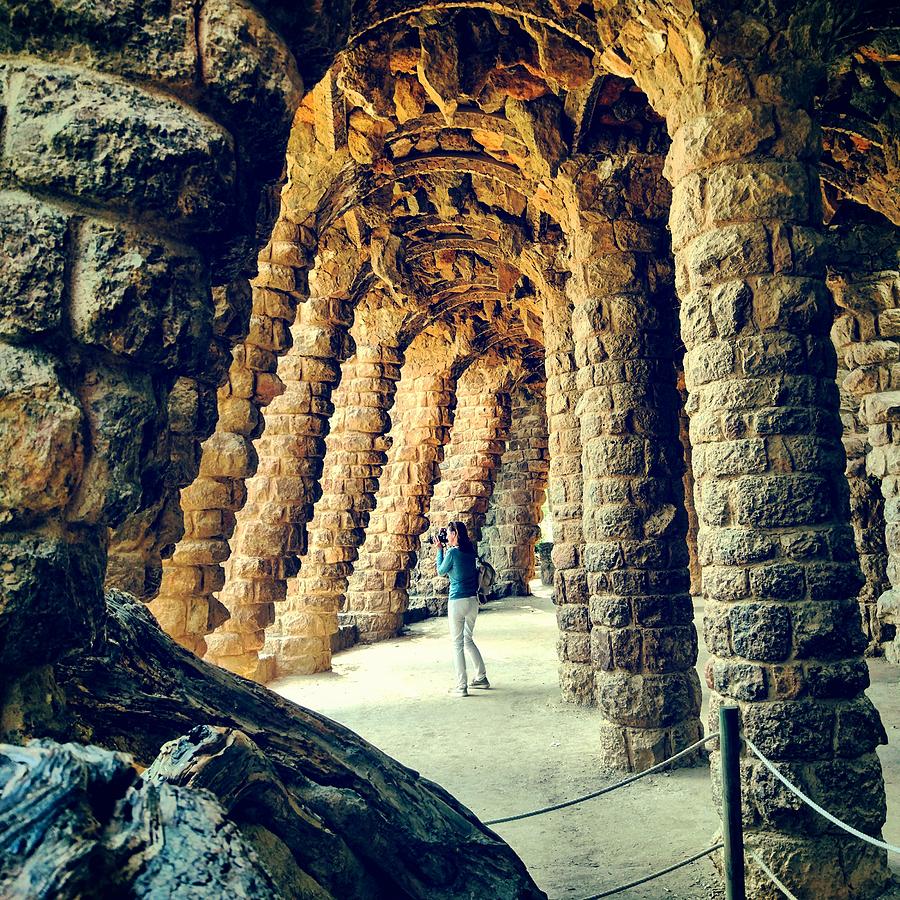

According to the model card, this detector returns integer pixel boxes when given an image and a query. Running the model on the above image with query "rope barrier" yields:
[576,842,723,900]
[746,848,799,900]
[744,737,900,855]
[484,732,718,826]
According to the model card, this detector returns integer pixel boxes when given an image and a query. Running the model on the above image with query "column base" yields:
[597,718,705,772]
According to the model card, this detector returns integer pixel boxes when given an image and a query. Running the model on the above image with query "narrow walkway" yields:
[273,586,900,898]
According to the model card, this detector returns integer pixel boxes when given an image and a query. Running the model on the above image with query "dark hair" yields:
[448,521,474,554]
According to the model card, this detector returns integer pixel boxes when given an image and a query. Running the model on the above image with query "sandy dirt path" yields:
[273,585,900,899]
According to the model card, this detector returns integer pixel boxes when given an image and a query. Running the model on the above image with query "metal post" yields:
[719,704,745,900]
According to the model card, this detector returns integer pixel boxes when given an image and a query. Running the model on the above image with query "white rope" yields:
[485,732,717,825]
[746,848,800,900]
[577,843,723,900]
[744,737,900,855]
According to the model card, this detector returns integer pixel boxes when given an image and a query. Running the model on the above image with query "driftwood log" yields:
[30,590,546,899]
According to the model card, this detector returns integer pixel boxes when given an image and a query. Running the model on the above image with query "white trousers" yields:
[448,596,486,690]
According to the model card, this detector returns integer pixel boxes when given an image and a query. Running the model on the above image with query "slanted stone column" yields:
[265,332,403,676]
[147,229,312,657]
[829,219,900,660]
[569,185,701,771]
[544,282,591,704]
[666,65,891,894]
[203,285,355,679]
[343,332,456,642]
[409,357,511,617]
[480,384,549,598]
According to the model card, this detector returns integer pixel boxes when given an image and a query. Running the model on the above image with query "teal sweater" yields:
[436,546,479,600]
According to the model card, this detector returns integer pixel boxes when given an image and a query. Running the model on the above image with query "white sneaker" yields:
[448,686,468,698]
[470,676,490,690]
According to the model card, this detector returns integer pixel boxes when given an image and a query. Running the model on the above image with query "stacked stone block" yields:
[479,385,550,598]
[543,283,592,704]
[664,54,891,894]
[343,335,456,642]
[409,358,511,616]
[265,336,403,675]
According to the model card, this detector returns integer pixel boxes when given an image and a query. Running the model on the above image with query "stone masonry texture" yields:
[2,2,899,897]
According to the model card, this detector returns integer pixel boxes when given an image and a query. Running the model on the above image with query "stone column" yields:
[146,228,312,657]
[862,392,900,665]
[677,370,702,596]
[0,4,306,733]
[479,384,549,598]
[829,219,900,659]
[667,69,891,894]
[343,334,456,642]
[570,190,701,771]
[204,287,355,680]
[264,337,403,676]
[543,282,592,704]
[835,356,891,655]
[408,357,511,617]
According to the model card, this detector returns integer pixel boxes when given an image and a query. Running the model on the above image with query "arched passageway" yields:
[3,2,900,898]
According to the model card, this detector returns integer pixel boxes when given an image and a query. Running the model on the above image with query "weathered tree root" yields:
[48,591,545,899]
[0,739,282,898]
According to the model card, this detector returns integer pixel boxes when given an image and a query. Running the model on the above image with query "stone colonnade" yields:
[204,287,356,679]
[146,229,312,657]
[479,385,550,598]
[263,313,404,676]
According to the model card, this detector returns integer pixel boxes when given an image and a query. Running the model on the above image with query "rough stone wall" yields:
[479,385,550,598]
[409,357,512,617]
[343,328,459,642]
[264,302,404,676]
[0,1,311,718]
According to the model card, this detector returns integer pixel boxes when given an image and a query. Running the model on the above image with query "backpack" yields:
[476,557,496,604]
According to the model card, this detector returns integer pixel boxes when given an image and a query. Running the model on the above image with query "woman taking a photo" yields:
[434,521,490,698]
